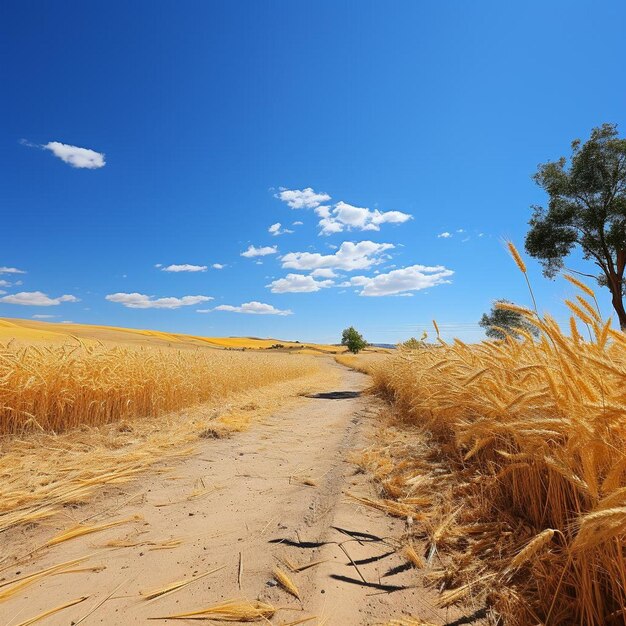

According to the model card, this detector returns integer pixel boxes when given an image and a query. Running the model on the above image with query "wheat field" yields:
[0,340,320,436]
[367,260,626,624]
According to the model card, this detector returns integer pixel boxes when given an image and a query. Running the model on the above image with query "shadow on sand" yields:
[305,391,362,400]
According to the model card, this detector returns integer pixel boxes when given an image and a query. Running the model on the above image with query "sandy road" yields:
[1,362,480,625]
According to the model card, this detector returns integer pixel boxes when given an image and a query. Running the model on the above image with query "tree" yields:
[479,300,540,341]
[524,123,626,328]
[341,326,367,354]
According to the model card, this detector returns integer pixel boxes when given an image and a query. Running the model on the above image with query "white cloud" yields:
[0,280,10,287]
[267,273,334,293]
[213,301,292,316]
[0,291,80,306]
[311,268,337,278]
[105,292,212,309]
[292,221,303,226]
[349,264,454,296]
[318,201,412,235]
[43,141,105,169]
[437,232,452,238]
[161,264,208,273]
[241,245,278,258]
[212,263,225,270]
[268,223,294,237]
[457,228,465,233]
[0,267,26,274]
[32,314,57,319]
[275,188,411,235]
[154,263,163,268]
[275,187,331,209]
[281,241,394,272]
[0,290,5,295]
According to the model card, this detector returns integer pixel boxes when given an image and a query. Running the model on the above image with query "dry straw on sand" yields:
[365,243,626,624]
[140,565,225,601]
[273,566,301,599]
[12,595,89,626]
[150,599,276,621]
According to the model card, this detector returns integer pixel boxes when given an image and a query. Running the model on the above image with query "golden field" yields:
[0,341,323,436]
[0,317,348,353]
[363,281,626,624]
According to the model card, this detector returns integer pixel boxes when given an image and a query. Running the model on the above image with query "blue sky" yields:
[1,1,625,343]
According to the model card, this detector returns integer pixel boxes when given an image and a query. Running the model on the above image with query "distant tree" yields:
[524,123,626,328]
[341,326,367,354]
[400,337,423,350]
[479,300,540,341]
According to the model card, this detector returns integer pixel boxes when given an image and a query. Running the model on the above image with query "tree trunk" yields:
[608,274,626,330]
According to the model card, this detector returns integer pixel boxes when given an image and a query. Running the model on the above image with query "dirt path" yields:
[1,363,481,625]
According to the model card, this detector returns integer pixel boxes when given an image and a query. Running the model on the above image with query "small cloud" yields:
[268,222,294,237]
[105,293,212,309]
[213,301,293,316]
[212,263,225,270]
[46,141,105,169]
[241,245,278,258]
[0,291,80,306]
[267,273,334,293]
[0,267,26,274]
[0,280,10,287]
[275,187,331,209]
[22,139,106,169]
[437,232,452,238]
[32,314,57,319]
[161,264,208,273]
[478,232,485,238]
[292,221,303,226]
[154,263,163,268]
[60,320,74,324]
[457,228,465,233]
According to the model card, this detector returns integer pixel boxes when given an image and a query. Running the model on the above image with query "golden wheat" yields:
[370,282,626,624]
[0,342,319,435]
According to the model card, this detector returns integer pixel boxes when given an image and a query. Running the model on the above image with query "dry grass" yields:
[151,599,276,621]
[334,352,388,374]
[12,595,89,626]
[368,262,626,624]
[0,341,319,435]
[273,566,301,599]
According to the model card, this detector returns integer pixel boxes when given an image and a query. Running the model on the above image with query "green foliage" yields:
[400,337,424,349]
[524,123,626,326]
[341,326,367,354]
[479,300,540,341]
